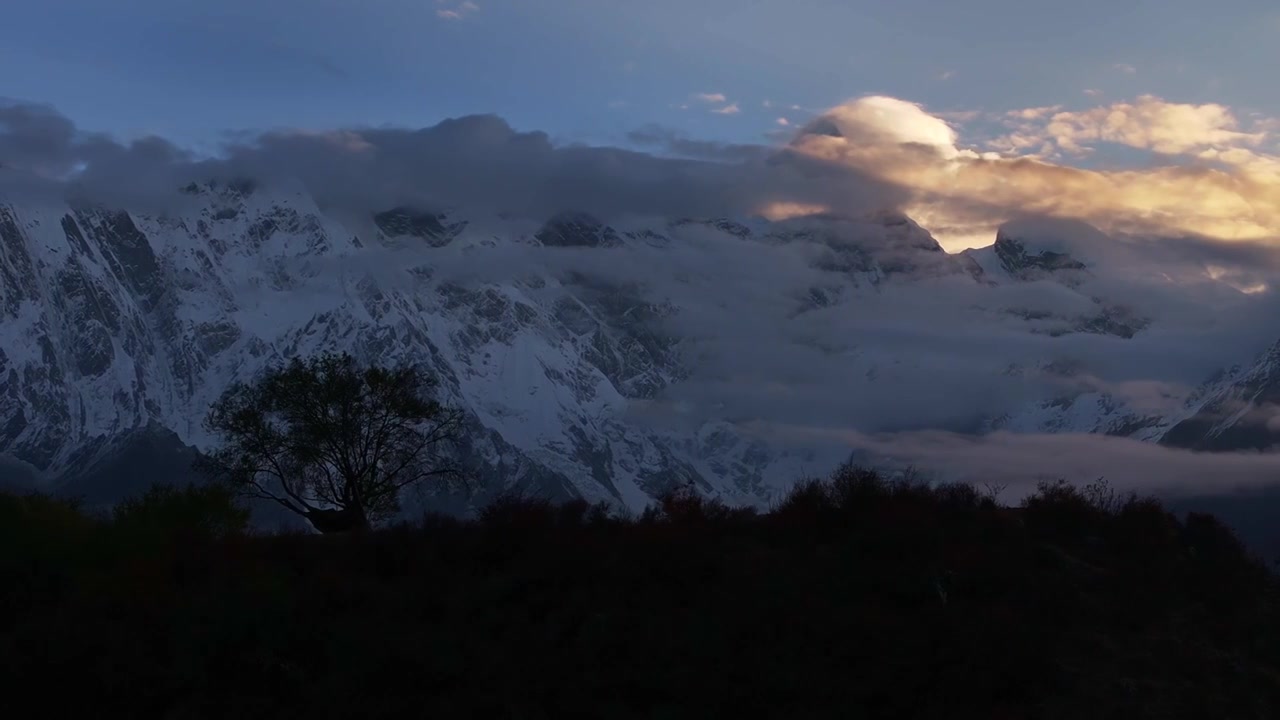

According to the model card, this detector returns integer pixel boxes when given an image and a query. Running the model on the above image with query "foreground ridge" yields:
[3,468,1277,717]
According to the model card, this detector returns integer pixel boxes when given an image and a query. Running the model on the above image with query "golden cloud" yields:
[759,201,830,221]
[1039,95,1267,155]
[790,95,1280,250]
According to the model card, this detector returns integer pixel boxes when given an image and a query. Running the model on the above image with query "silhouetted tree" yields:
[201,352,464,533]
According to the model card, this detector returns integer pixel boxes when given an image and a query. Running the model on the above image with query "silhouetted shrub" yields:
[0,491,99,550]
[4,466,1279,718]
[1082,477,1129,514]
[109,482,250,549]
[419,511,463,531]
[932,481,985,511]
[553,497,591,526]
[1112,495,1181,556]
[0,491,101,618]
[887,467,933,500]
[479,492,557,529]
[1181,510,1254,571]
[826,463,889,510]
[554,498,616,527]
[1021,478,1108,542]
[652,485,751,524]
[773,478,835,521]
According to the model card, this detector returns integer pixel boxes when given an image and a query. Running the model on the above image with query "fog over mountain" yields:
[5,94,1280,517]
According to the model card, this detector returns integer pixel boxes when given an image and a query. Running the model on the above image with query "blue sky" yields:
[4,0,1279,150]
[5,1,1280,252]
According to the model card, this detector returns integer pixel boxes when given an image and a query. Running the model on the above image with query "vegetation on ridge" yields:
[2,465,1278,718]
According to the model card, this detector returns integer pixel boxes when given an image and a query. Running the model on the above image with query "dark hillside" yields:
[2,469,1278,718]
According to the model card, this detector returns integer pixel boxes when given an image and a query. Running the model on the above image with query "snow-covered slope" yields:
[1,185,890,508]
[1158,341,1280,451]
[1,184,1276,511]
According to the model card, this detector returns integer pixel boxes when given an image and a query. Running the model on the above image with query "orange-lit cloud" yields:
[758,201,829,220]
[790,95,1280,250]
[1035,95,1266,155]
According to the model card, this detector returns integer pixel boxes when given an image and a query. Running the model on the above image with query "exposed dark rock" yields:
[672,218,752,238]
[535,212,621,248]
[0,206,37,314]
[374,207,464,247]
[75,209,164,311]
[994,233,1086,274]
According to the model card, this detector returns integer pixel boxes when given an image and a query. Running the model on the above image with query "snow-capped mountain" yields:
[1,181,1277,512]
[0,183,877,509]
[964,218,1280,445]
[1158,340,1280,451]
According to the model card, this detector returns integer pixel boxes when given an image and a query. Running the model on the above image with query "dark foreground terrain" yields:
[3,468,1279,719]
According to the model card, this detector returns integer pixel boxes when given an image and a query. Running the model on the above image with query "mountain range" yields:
[3,178,1279,516]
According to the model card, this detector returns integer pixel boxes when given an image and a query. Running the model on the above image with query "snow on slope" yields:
[1,182,1276,511]
[1158,340,1280,451]
[0,184,819,508]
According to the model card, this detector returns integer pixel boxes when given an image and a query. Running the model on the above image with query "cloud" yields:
[8,96,1280,503]
[0,99,196,211]
[1114,63,1137,75]
[0,101,80,176]
[776,118,790,127]
[436,0,479,20]
[762,100,773,109]
[332,196,1280,507]
[790,94,1280,248]
[1039,95,1267,155]
[817,429,1280,500]
[11,91,1280,256]
[1006,106,1062,122]
[692,93,741,114]
[0,99,906,229]
[807,96,969,160]
[625,125,774,162]
[936,110,984,123]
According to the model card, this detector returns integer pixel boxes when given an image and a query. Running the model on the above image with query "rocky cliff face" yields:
[7,185,967,510]
[0,184,1271,512]
[1158,341,1280,451]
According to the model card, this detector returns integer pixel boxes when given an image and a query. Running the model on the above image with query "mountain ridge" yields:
[2,183,1277,513]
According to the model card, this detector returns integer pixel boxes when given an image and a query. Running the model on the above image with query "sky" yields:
[5,0,1279,145]
[6,0,1280,250]
[8,1,1280,504]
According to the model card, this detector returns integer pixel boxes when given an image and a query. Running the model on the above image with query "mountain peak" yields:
[374,207,464,247]
[671,217,753,238]
[993,233,1087,274]
[535,211,622,248]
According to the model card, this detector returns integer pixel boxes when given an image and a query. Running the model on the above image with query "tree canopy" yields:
[201,352,464,532]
